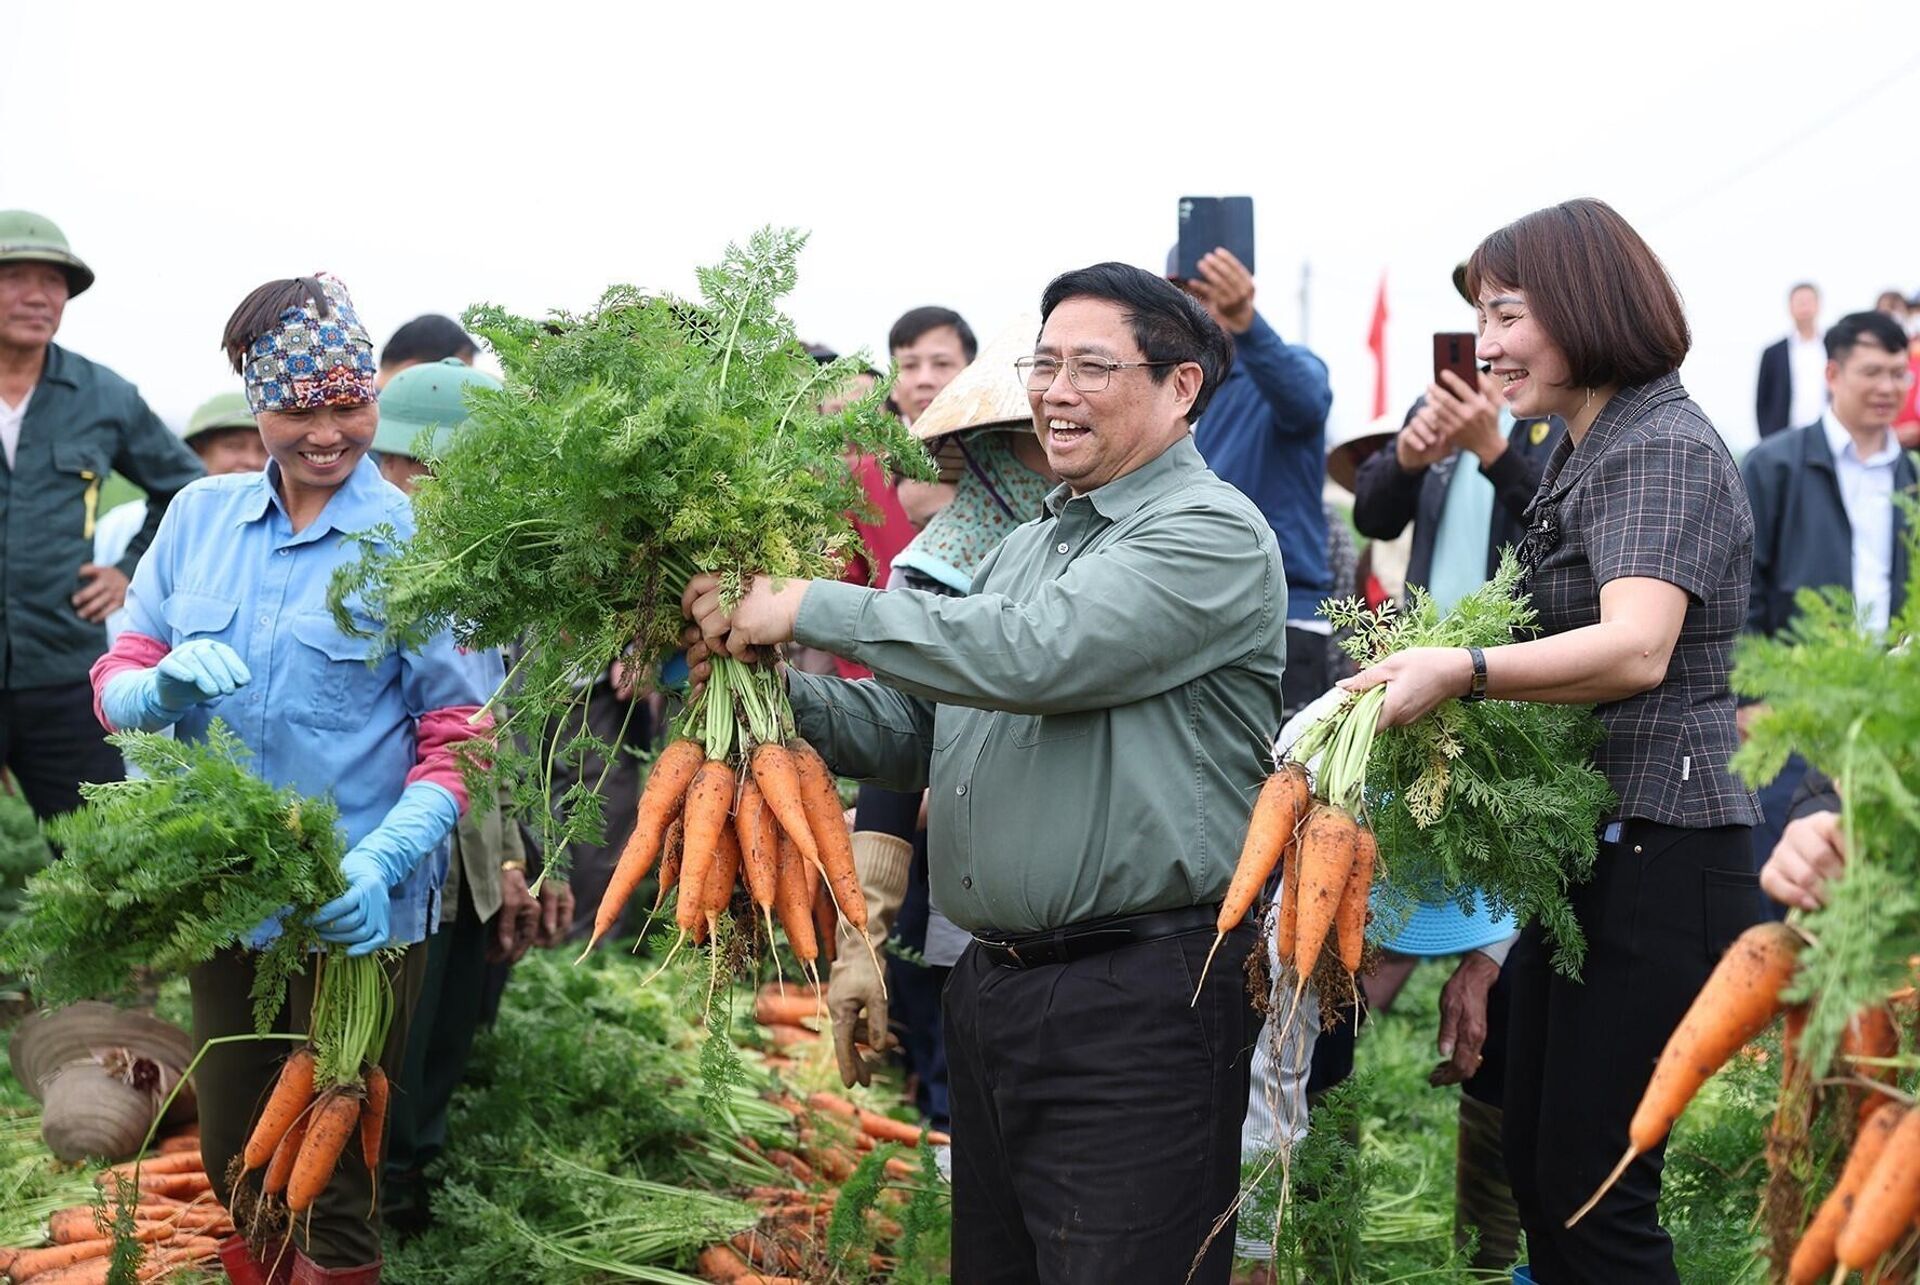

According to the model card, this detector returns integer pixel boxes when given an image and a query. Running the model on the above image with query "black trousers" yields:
[1281,626,1333,724]
[190,945,429,1267]
[546,678,653,942]
[943,924,1258,1285]
[0,681,123,821]
[386,883,491,1193]
[1501,821,1757,1283]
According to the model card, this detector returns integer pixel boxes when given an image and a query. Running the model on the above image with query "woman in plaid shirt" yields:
[1342,198,1759,1284]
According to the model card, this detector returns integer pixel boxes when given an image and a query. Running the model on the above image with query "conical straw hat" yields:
[908,314,1040,444]
[9,1001,194,1100]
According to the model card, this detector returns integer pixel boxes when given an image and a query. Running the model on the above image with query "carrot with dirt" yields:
[1568,919,1804,1226]
[749,743,820,871]
[262,1109,310,1197]
[705,823,745,929]
[1837,1003,1899,1125]
[360,1062,389,1212]
[1786,1099,1903,1284]
[101,1150,203,1180]
[774,832,819,978]
[786,738,866,935]
[651,818,685,915]
[1291,804,1359,983]
[736,779,781,941]
[1336,825,1377,973]
[756,992,824,1027]
[6,1239,113,1279]
[858,1107,951,1147]
[581,737,706,957]
[1834,1104,1920,1273]
[674,761,737,936]
[1190,764,1306,1005]
[241,1047,316,1171]
[286,1091,362,1214]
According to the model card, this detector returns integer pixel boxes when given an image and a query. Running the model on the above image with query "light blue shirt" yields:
[1423,414,1507,613]
[118,456,502,943]
[1821,410,1901,635]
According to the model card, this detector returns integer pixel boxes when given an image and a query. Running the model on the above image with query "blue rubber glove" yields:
[312,783,460,956]
[101,639,251,731]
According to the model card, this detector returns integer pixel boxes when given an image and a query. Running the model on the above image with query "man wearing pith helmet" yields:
[0,210,203,819]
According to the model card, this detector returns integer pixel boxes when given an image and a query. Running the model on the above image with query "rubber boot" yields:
[217,1235,293,1285]
[288,1251,382,1285]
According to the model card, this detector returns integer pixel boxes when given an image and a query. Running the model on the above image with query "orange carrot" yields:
[241,1047,315,1170]
[705,822,744,929]
[156,1134,200,1155]
[675,760,737,936]
[103,1150,203,1179]
[765,1149,816,1184]
[1787,1100,1903,1283]
[130,1171,211,1199]
[735,781,781,939]
[807,1090,858,1118]
[1836,1104,1920,1271]
[1276,842,1298,966]
[813,875,838,965]
[858,1107,950,1147]
[584,737,706,954]
[1569,920,1803,1227]
[697,1244,753,1283]
[786,739,866,934]
[1335,826,1377,973]
[651,817,685,914]
[1189,769,1301,1004]
[749,743,820,871]
[1292,804,1359,980]
[262,1107,309,1197]
[756,993,823,1027]
[1839,1003,1900,1126]
[774,832,818,967]
[286,1092,361,1213]
[6,1239,112,1279]
[361,1063,389,1203]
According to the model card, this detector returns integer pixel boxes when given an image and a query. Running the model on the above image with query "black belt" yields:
[971,903,1221,970]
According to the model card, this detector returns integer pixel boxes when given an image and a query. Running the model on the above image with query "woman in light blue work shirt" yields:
[89,274,500,1282]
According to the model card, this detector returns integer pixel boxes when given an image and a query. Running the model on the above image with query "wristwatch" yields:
[499,858,528,874]
[1462,646,1489,702]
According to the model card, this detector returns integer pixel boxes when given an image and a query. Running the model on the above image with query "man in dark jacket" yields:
[1171,247,1334,719]
[1755,282,1825,439]
[0,211,203,819]
[1741,309,1916,872]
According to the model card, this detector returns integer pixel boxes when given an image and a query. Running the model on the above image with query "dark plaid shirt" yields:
[1515,373,1760,828]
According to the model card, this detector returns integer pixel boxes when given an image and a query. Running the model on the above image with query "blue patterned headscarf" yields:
[243,272,378,414]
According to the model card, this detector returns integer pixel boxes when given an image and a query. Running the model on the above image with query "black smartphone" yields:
[1175,196,1255,280]
[1432,331,1480,390]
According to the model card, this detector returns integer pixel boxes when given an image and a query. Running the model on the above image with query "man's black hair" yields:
[380,314,477,369]
[1037,262,1235,422]
[888,306,978,361]
[1825,310,1910,362]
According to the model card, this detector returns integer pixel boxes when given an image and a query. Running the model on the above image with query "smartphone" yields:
[1432,332,1480,391]
[1175,196,1255,280]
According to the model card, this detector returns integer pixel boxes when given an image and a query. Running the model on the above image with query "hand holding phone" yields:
[1176,196,1255,280]
[1432,332,1479,390]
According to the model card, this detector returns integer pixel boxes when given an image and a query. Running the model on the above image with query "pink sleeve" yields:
[406,706,494,814]
[89,633,171,731]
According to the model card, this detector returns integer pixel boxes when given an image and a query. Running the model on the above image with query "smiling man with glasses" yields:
[681,262,1284,1283]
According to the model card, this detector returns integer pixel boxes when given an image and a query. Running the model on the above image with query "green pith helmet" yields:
[372,358,500,461]
[0,211,95,297]
[183,391,255,442]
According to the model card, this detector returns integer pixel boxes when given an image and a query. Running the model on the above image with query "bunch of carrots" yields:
[233,951,395,1229]
[1565,918,1920,1282]
[1192,686,1386,1014]
[579,655,870,997]
[0,1126,229,1284]
[690,994,944,1283]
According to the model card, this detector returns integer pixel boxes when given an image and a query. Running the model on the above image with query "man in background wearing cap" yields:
[0,210,203,820]
[1170,248,1335,722]
[367,357,576,1230]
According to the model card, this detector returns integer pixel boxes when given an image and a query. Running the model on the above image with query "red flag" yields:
[1366,272,1389,419]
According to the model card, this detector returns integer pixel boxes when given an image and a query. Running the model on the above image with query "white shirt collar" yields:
[1821,409,1899,468]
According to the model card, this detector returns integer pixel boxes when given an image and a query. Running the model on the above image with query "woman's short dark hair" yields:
[1037,262,1235,422]
[1826,310,1911,362]
[1466,198,1690,391]
[221,276,329,374]
[381,313,478,369]
[888,306,978,361]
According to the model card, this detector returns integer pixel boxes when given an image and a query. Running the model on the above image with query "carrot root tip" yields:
[1567,1147,1638,1228]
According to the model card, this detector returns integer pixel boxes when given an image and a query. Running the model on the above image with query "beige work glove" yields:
[828,831,912,1086]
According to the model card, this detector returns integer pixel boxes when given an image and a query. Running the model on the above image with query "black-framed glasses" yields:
[1014,355,1181,392]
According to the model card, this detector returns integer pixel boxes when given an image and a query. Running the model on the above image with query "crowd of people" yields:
[0,195,1915,1284]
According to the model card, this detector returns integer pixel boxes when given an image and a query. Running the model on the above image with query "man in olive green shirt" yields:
[0,211,203,819]
[686,263,1285,1285]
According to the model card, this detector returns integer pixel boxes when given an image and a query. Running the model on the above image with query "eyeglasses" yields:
[1014,355,1181,393]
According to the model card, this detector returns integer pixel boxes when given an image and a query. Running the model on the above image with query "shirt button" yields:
[278,549,290,557]
[962,875,973,890]
[1055,541,1070,554]
[258,614,270,625]
[955,783,968,797]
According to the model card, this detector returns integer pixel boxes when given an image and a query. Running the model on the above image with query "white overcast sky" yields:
[6,1,1918,456]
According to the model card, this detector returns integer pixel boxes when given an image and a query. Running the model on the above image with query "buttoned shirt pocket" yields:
[51,439,110,540]
[288,612,386,732]
[162,592,239,644]
[1006,709,1100,748]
